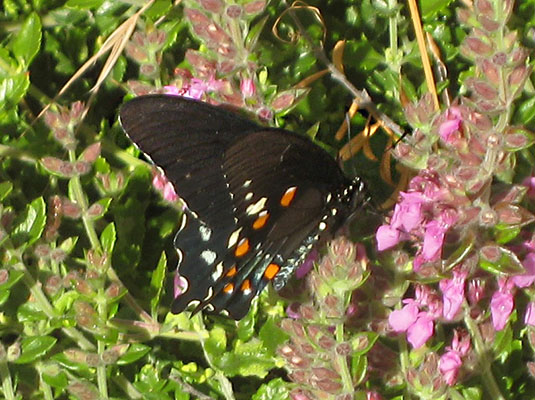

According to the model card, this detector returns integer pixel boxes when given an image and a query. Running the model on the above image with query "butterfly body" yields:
[120,95,367,319]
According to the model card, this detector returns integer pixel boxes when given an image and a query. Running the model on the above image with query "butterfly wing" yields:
[120,95,360,319]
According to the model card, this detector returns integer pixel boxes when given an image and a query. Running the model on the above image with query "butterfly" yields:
[119,95,368,319]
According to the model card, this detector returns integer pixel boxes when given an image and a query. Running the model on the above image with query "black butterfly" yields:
[120,95,368,319]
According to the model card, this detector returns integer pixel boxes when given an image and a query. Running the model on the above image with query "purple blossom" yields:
[525,302,535,326]
[439,329,471,386]
[406,312,434,348]
[240,78,256,98]
[438,106,463,144]
[389,300,435,349]
[522,175,535,198]
[440,268,467,320]
[152,170,179,202]
[376,224,401,251]
[512,252,535,288]
[490,281,514,331]
[439,350,462,385]
[174,273,187,298]
[389,302,419,332]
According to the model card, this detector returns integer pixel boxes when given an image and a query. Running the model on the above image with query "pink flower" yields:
[512,253,535,288]
[295,249,317,278]
[490,284,514,331]
[389,302,419,332]
[406,313,434,348]
[152,171,178,202]
[439,329,471,386]
[438,106,462,144]
[439,350,462,385]
[174,273,187,298]
[376,224,400,250]
[525,302,535,326]
[467,278,485,305]
[240,78,256,98]
[395,192,425,231]
[523,175,535,198]
[440,269,467,320]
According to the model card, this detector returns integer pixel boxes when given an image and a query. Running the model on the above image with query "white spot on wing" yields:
[199,225,212,241]
[201,250,217,265]
[203,287,214,301]
[246,197,267,215]
[319,222,327,231]
[212,262,224,281]
[245,192,254,201]
[243,179,252,188]
[227,227,242,248]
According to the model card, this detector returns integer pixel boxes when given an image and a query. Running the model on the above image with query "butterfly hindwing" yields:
[120,95,363,319]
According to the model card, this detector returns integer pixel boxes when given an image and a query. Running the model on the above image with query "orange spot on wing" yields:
[253,211,269,229]
[223,283,234,294]
[226,265,237,277]
[235,238,250,257]
[240,279,252,293]
[264,263,280,280]
[280,186,297,207]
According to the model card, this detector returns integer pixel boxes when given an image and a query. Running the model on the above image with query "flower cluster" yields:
[278,238,369,400]
[375,0,535,392]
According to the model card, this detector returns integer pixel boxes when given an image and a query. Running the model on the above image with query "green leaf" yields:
[259,317,288,354]
[118,343,151,365]
[204,326,227,359]
[17,302,48,322]
[11,197,46,246]
[145,0,172,20]
[461,386,483,400]
[15,335,57,364]
[10,12,42,67]
[479,245,524,275]
[65,0,105,8]
[217,338,278,378]
[100,222,116,254]
[252,378,290,400]
[351,354,368,386]
[150,251,167,316]
[0,72,30,108]
[420,0,455,19]
[0,181,13,201]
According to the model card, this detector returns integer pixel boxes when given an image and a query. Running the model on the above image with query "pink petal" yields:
[389,303,419,332]
[376,224,400,251]
[406,313,434,348]
[490,289,514,331]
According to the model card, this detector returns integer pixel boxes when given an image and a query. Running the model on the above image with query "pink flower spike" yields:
[512,253,535,288]
[152,170,179,202]
[439,350,462,385]
[421,220,446,261]
[240,78,256,98]
[163,181,179,202]
[393,196,424,232]
[406,313,434,348]
[439,106,462,144]
[450,329,471,356]
[440,269,467,320]
[376,224,401,251]
[525,302,535,326]
[163,85,182,96]
[389,303,419,332]
[490,287,514,331]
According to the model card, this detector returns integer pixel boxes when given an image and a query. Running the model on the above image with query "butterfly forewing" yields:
[120,95,365,319]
